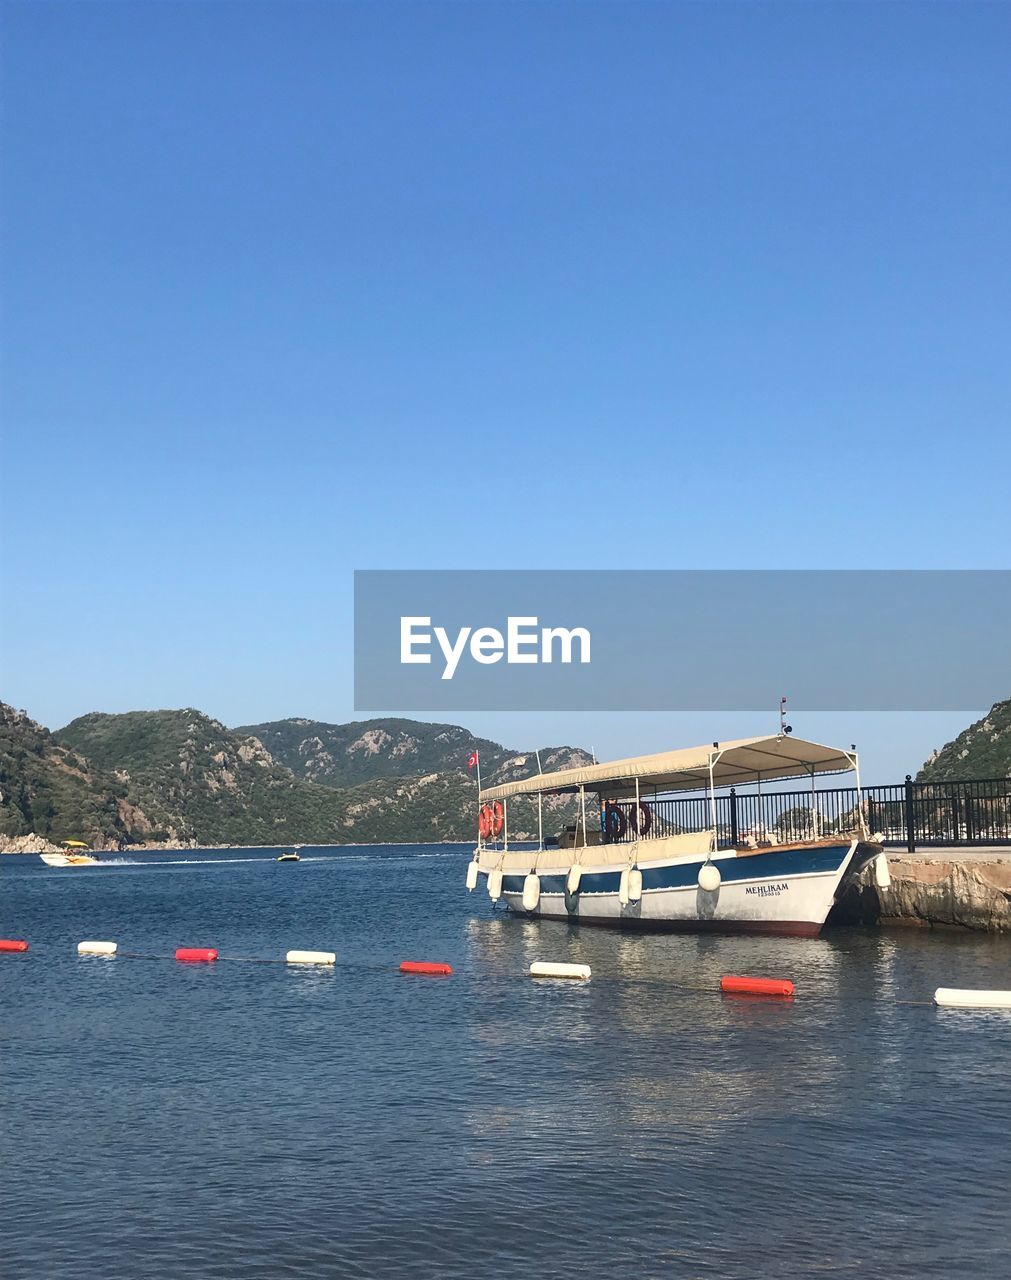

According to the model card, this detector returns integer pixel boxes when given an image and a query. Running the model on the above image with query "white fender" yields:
[618,867,630,906]
[465,860,480,891]
[487,868,503,901]
[698,862,721,892]
[566,864,582,894]
[873,852,891,889]
[627,868,642,902]
[522,873,541,912]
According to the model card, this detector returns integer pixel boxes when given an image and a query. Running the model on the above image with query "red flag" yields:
[467,750,478,771]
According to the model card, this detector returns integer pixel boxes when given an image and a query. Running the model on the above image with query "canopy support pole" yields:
[810,767,820,839]
[849,749,866,837]
[537,792,544,851]
[708,755,718,849]
[580,785,587,848]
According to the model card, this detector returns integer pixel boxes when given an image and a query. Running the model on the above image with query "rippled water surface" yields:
[2,846,1009,1279]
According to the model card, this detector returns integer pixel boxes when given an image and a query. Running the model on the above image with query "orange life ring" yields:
[628,803,653,837]
[604,802,627,842]
[478,801,506,840]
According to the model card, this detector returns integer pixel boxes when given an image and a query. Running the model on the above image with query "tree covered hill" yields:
[234,717,510,787]
[3,707,592,846]
[235,715,591,792]
[0,703,165,845]
[917,698,1011,781]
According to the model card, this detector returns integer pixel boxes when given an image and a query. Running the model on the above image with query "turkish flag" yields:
[466,751,478,771]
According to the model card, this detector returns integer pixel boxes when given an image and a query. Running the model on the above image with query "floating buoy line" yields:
[1,936,1008,1009]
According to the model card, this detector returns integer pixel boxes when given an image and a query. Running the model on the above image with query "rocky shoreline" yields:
[0,831,476,854]
[0,832,199,854]
[832,850,1011,933]
[0,833,65,854]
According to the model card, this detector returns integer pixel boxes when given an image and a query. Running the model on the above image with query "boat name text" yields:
[745,882,789,897]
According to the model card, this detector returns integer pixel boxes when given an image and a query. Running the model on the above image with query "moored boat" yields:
[467,734,882,938]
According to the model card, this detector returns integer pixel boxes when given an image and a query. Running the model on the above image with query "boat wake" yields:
[96,850,463,868]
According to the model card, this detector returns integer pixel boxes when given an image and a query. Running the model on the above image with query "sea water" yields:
[2,846,1009,1279]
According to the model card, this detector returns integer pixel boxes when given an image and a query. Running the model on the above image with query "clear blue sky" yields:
[2,2,1008,779]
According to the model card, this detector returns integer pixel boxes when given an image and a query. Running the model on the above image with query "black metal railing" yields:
[600,776,1011,852]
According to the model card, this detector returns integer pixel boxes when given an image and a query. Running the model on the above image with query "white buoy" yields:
[934,988,1011,1010]
[530,962,591,980]
[77,940,117,956]
[488,868,503,901]
[873,852,892,888]
[566,864,582,894]
[522,873,541,912]
[618,867,630,906]
[627,868,642,902]
[698,862,721,892]
[286,949,336,965]
[465,860,479,891]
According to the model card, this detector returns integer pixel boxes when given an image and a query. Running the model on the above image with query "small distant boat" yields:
[40,840,100,868]
[277,851,301,863]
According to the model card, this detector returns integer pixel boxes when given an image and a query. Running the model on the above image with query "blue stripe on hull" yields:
[501,843,851,897]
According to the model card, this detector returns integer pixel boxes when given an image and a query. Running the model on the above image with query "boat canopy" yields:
[479,735,857,802]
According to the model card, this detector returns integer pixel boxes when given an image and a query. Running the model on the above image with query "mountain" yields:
[918,699,1011,781]
[234,717,509,787]
[235,715,590,792]
[0,703,162,846]
[50,709,592,846]
[57,709,351,846]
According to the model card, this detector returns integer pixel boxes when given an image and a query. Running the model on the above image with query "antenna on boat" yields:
[779,696,793,737]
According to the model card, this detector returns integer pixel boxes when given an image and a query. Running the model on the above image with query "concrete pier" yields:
[832,848,1011,933]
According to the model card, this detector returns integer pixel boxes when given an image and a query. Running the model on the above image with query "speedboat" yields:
[40,841,100,867]
[277,851,301,862]
[466,733,884,938]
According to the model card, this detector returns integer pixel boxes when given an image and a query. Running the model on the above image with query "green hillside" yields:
[918,698,1011,781]
[233,717,511,787]
[0,703,160,845]
[49,709,591,845]
[57,709,351,846]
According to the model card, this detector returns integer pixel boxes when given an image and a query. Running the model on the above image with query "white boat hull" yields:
[485,839,878,938]
[39,852,100,867]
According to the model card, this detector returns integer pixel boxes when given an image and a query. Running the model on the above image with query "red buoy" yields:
[0,939,29,953]
[175,947,218,962]
[721,975,794,998]
[399,960,452,976]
